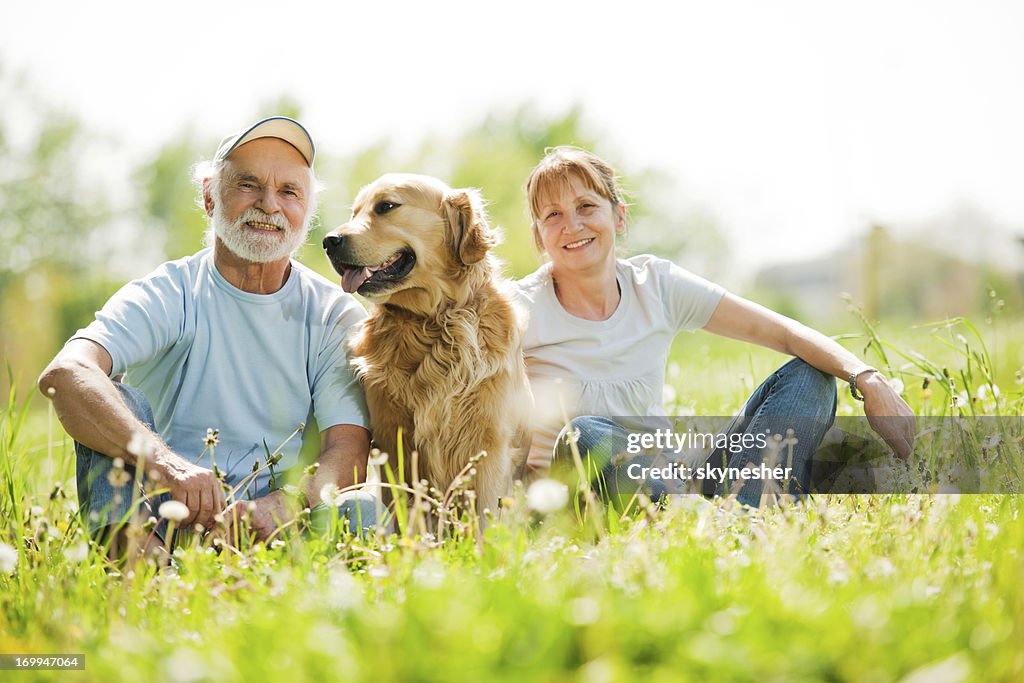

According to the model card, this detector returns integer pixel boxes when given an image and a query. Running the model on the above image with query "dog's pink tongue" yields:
[341,266,373,293]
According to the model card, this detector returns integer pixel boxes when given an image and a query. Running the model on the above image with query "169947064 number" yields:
[0,654,85,670]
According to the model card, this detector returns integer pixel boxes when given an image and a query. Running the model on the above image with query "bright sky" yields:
[4,0,1023,273]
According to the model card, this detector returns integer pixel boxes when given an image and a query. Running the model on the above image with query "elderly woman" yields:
[514,146,914,506]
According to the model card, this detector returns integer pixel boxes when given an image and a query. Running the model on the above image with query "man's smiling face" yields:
[209,137,312,264]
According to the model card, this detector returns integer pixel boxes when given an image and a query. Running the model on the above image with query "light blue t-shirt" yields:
[74,249,369,493]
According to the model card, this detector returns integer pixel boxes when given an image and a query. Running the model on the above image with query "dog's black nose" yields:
[323,234,344,253]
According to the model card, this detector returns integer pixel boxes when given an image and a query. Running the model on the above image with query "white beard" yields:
[210,203,310,264]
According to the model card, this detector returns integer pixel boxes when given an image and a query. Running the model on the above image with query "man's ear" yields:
[443,189,498,266]
[202,178,215,217]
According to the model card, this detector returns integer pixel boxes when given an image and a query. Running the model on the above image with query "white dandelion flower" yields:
[976,384,1001,401]
[63,541,89,563]
[526,479,569,514]
[0,543,18,575]
[158,500,190,522]
[320,483,342,506]
[126,432,150,458]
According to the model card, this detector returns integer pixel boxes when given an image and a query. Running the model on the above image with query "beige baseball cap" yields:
[214,116,315,166]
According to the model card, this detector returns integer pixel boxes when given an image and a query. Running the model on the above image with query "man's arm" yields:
[227,424,370,542]
[302,424,371,504]
[38,338,226,528]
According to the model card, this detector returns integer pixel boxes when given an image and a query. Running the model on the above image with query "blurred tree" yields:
[0,75,110,293]
[135,131,209,259]
[0,62,121,396]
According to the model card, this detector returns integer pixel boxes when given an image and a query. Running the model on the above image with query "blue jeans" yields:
[75,384,173,542]
[75,383,377,543]
[554,358,838,507]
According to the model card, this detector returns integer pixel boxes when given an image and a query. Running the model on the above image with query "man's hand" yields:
[218,489,299,546]
[860,373,916,459]
[155,453,227,529]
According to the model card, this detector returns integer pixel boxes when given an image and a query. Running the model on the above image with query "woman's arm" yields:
[703,293,915,457]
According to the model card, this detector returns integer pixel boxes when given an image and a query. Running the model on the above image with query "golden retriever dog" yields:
[322,173,531,520]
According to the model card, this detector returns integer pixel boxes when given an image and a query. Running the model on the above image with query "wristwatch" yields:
[848,367,880,401]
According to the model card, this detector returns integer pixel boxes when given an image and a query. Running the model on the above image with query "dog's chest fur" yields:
[349,294,520,472]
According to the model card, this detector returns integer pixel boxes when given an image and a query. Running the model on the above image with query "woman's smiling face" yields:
[534,173,626,278]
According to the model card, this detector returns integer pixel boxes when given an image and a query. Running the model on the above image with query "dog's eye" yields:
[374,201,400,215]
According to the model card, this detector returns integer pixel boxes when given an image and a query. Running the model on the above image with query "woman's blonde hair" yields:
[524,146,627,251]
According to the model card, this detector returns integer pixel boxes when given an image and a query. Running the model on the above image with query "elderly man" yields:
[38,117,371,554]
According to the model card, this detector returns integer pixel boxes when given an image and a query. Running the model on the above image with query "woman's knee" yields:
[553,416,625,474]
[776,358,837,417]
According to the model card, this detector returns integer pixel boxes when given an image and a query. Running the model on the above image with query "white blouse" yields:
[513,255,726,469]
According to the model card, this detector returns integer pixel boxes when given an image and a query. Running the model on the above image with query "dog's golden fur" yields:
[324,174,531,515]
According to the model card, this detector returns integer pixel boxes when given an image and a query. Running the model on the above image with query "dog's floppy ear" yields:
[443,189,497,266]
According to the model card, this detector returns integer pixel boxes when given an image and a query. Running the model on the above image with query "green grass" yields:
[2,316,1023,682]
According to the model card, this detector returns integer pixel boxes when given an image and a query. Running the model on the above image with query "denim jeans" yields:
[75,383,377,543]
[553,358,838,508]
[75,383,174,542]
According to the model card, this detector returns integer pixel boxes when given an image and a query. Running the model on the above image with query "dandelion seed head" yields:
[107,468,131,489]
[126,432,149,458]
[527,479,569,514]
[158,500,190,522]
[63,541,89,563]
[46,387,56,397]
[0,542,18,575]
[320,483,342,506]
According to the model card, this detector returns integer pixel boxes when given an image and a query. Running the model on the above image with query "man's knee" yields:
[310,490,378,536]
[113,383,156,429]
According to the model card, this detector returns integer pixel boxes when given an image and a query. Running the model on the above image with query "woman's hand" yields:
[702,293,918,458]
[859,373,916,459]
